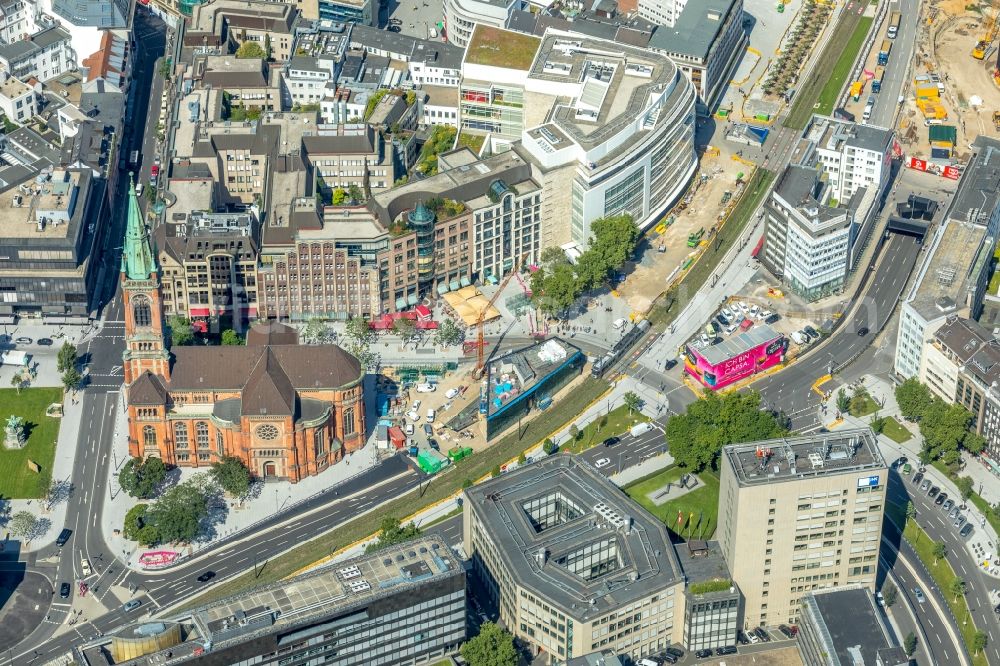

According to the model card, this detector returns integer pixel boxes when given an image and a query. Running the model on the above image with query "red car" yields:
[150,164,160,182]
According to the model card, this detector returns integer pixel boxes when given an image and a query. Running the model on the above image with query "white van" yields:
[630,422,653,437]
[426,408,436,423]
[862,103,873,121]
[791,331,806,345]
[613,318,628,330]
[134,183,144,197]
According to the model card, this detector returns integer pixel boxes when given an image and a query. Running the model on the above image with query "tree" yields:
[344,316,373,347]
[157,57,172,80]
[57,342,78,373]
[903,631,917,657]
[461,622,518,666]
[973,630,988,655]
[597,415,608,432]
[348,183,364,203]
[462,478,474,489]
[393,317,417,344]
[949,577,966,601]
[836,388,851,413]
[932,541,947,565]
[589,214,639,273]
[869,414,886,434]
[9,374,20,394]
[263,33,272,60]
[434,318,463,347]
[542,438,556,455]
[905,500,916,522]
[491,464,502,478]
[956,475,975,501]
[302,318,331,344]
[169,315,195,346]
[8,511,37,540]
[235,41,267,59]
[623,391,642,415]
[210,456,252,499]
[61,368,83,392]
[895,378,934,421]
[963,431,987,455]
[146,478,211,544]
[123,503,158,545]
[920,400,973,463]
[569,424,580,441]
[221,329,243,346]
[331,187,348,205]
[532,262,579,317]
[517,452,527,465]
[118,456,168,500]
[43,479,72,511]
[665,390,788,471]
[883,582,898,608]
[365,515,421,553]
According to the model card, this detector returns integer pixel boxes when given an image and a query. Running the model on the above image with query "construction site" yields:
[896,0,1000,162]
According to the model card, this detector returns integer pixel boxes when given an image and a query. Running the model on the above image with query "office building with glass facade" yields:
[74,535,466,666]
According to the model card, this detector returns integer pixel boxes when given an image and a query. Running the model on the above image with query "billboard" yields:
[857,474,881,488]
[684,334,786,390]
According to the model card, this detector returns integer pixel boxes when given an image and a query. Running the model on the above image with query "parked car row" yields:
[696,302,781,348]
[790,326,821,346]
[913,472,975,538]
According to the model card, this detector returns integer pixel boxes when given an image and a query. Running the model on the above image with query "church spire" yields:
[121,175,158,281]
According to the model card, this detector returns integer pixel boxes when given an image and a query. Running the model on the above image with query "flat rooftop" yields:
[0,170,81,240]
[464,455,683,619]
[647,0,739,60]
[948,135,1000,226]
[485,338,582,417]
[672,540,733,588]
[803,586,893,665]
[464,25,541,71]
[79,535,461,664]
[692,323,782,366]
[723,428,886,486]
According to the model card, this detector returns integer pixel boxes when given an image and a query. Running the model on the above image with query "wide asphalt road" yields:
[752,233,921,429]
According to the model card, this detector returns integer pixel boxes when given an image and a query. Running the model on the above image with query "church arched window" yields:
[133,296,152,328]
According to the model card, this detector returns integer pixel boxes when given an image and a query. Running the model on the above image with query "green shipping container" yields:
[417,448,451,474]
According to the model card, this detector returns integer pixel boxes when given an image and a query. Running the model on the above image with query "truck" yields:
[878,40,892,66]
[887,10,901,39]
[129,149,139,168]
[871,66,885,93]
[687,228,705,247]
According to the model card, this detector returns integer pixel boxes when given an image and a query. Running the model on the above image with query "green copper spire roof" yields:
[121,176,158,280]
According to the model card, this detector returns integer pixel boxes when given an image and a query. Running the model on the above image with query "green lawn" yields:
[625,466,720,539]
[649,170,775,327]
[561,404,649,454]
[849,391,880,417]
[179,377,611,610]
[903,517,989,666]
[785,14,873,129]
[0,388,63,498]
[456,132,485,154]
[422,505,462,529]
[882,416,912,444]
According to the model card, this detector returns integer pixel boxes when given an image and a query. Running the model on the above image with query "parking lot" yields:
[384,0,443,40]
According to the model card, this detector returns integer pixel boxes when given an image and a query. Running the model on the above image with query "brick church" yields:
[120,180,366,482]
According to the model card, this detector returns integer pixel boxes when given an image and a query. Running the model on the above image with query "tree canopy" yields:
[169,315,195,346]
[435,318,463,347]
[57,342,77,373]
[895,378,934,421]
[210,456,252,499]
[895,379,981,470]
[460,622,518,666]
[118,456,168,499]
[664,390,789,471]
[146,478,211,544]
[301,318,331,344]
[235,41,267,59]
[364,515,421,553]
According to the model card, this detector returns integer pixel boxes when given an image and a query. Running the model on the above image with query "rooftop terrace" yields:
[723,428,886,486]
[464,25,541,71]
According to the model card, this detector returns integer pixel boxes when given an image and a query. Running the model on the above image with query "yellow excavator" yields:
[973,0,999,59]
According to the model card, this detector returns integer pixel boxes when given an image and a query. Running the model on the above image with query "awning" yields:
[190,308,210,317]
[192,320,208,333]
[449,280,461,291]
[438,283,450,295]
[414,305,431,319]
[460,276,471,287]
[751,235,764,258]
[416,320,438,330]
[407,293,419,306]
[395,297,407,310]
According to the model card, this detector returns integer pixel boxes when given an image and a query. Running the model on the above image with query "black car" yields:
[716,314,730,327]
[695,649,713,658]
[804,326,819,339]
[661,654,678,664]
[857,326,869,336]
[603,436,620,448]
[423,424,433,437]
[960,523,975,538]
[754,627,771,642]
[935,492,947,506]
[764,313,780,325]
[59,582,71,598]
[737,630,750,644]
[388,25,401,32]
[912,471,924,485]
[428,439,440,451]
[779,624,797,638]
[664,647,684,658]
[37,338,53,346]
[55,528,72,547]
[716,646,738,655]
[663,358,678,371]
[196,571,216,583]
[928,486,940,498]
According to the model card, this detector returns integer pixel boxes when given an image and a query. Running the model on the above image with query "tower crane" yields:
[473,256,525,378]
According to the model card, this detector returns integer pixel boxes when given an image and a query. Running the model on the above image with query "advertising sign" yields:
[942,165,960,180]
[908,157,927,172]
[684,335,785,390]
[857,475,880,488]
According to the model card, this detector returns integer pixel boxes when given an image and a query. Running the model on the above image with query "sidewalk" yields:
[4,391,84,553]
[99,393,386,571]
[824,374,1000,579]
